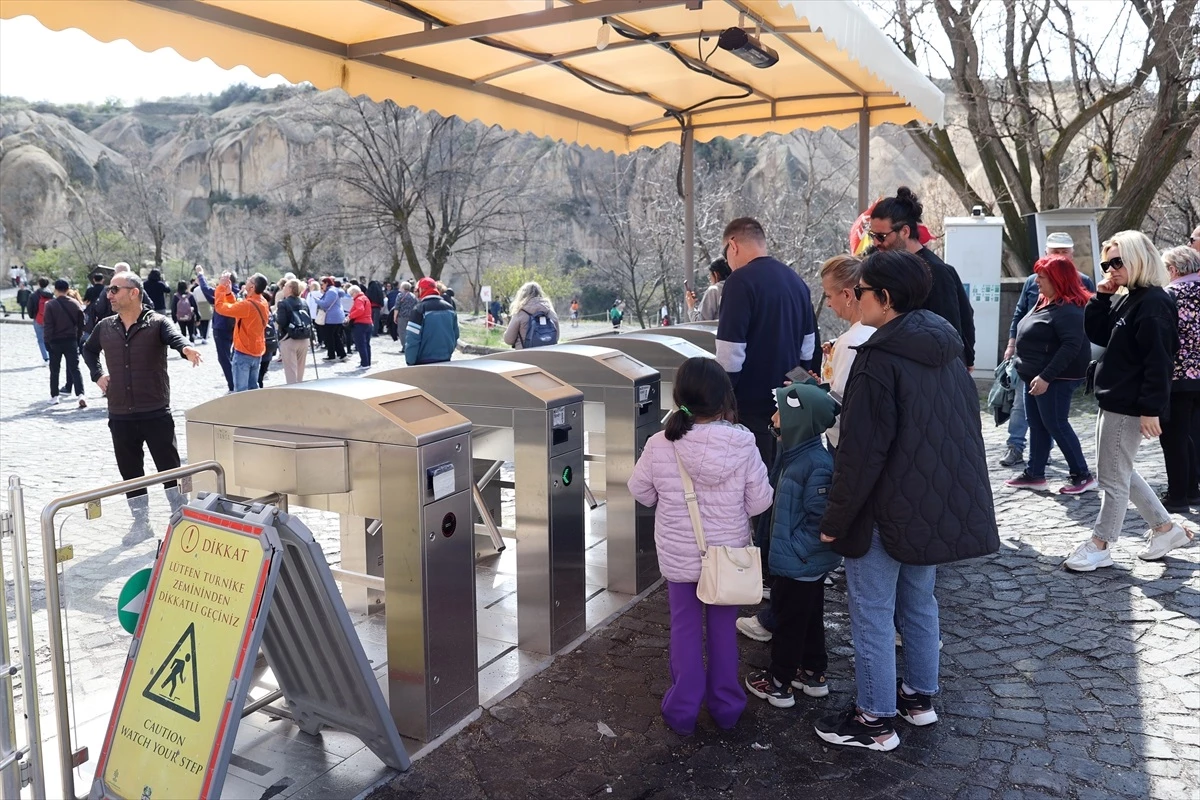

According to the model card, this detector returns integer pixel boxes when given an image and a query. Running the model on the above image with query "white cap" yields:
[1045,232,1074,250]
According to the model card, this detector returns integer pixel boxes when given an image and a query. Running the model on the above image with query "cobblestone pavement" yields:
[374,395,1199,799]
[4,318,1198,799]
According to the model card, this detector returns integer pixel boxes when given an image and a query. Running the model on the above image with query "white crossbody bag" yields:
[674,448,763,606]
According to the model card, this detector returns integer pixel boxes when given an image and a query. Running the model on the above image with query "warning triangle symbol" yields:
[143,622,201,722]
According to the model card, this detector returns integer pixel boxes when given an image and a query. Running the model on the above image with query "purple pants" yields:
[662,581,746,734]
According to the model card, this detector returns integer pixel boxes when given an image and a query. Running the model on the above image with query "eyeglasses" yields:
[868,226,902,244]
[106,285,131,295]
[853,284,886,300]
[1099,257,1125,271]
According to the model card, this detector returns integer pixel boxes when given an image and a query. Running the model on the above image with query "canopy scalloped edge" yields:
[1,0,944,154]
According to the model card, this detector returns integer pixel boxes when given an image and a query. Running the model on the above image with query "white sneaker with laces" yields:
[46,396,59,405]
[1064,540,1114,572]
[736,615,773,642]
[1137,524,1193,561]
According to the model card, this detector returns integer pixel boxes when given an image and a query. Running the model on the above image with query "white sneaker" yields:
[46,396,59,405]
[1137,524,1193,561]
[1064,540,1115,572]
[736,615,773,642]
[77,396,87,409]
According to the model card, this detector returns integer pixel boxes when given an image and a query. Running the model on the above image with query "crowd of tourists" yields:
[628,197,1197,752]
[14,191,1197,752]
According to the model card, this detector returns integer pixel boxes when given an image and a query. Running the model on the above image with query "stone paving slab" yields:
[372,393,1199,800]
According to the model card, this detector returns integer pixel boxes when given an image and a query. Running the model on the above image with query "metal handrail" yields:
[39,461,226,800]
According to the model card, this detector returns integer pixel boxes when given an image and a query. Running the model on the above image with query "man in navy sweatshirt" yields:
[716,217,818,470]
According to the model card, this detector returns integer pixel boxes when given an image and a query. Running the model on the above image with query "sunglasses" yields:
[106,285,131,295]
[1099,257,1125,271]
[722,238,733,261]
[868,226,902,244]
[853,284,886,300]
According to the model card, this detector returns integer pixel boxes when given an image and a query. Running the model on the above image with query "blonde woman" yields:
[504,281,559,349]
[275,279,311,384]
[1067,231,1192,571]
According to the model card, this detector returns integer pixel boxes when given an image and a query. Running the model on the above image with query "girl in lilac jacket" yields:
[628,357,773,735]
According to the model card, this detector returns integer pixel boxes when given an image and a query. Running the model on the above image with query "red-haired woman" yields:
[1006,256,1096,495]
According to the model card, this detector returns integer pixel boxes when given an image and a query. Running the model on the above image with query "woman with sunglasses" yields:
[814,250,997,751]
[1067,232,1193,571]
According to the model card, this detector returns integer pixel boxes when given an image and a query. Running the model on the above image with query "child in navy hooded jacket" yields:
[744,382,841,708]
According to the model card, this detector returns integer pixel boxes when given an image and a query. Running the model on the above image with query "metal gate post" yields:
[4,476,46,798]
[1,502,22,798]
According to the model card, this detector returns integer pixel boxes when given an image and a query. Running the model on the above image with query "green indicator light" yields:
[561,466,573,486]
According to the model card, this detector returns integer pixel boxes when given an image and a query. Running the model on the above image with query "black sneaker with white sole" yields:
[814,706,899,751]
[896,680,938,726]
[745,670,795,708]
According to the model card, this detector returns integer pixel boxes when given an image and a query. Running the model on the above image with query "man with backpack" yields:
[610,300,624,331]
[214,272,270,392]
[405,277,459,365]
[82,271,107,334]
[275,278,313,383]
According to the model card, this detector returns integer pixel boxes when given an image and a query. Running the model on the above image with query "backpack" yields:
[175,294,194,321]
[522,312,558,347]
[286,301,313,340]
[609,306,623,323]
[263,309,279,350]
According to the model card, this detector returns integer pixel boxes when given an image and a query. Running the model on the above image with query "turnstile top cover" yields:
[484,343,659,388]
[634,325,718,354]
[577,333,714,372]
[375,360,583,410]
[185,377,472,446]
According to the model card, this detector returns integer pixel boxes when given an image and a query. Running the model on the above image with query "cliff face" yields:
[0,88,934,275]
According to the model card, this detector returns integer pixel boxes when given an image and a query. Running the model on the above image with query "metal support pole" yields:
[682,125,696,281]
[1,503,23,798]
[8,477,45,798]
[39,462,226,799]
[858,107,870,212]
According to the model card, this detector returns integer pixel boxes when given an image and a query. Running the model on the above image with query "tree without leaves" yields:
[320,94,532,282]
[880,0,1200,274]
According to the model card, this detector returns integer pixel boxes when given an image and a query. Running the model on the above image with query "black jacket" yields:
[143,277,172,312]
[1014,301,1090,383]
[26,288,51,320]
[82,309,190,416]
[1085,288,1178,418]
[819,310,999,565]
[43,296,84,341]
[917,248,976,368]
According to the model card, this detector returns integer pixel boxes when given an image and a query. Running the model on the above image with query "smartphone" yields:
[785,366,816,385]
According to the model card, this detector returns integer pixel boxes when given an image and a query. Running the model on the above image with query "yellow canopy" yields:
[2,0,944,153]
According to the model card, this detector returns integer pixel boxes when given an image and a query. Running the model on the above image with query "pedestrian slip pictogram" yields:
[142,623,201,722]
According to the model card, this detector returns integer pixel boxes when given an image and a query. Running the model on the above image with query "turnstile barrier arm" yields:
[473,484,506,553]
[38,461,227,800]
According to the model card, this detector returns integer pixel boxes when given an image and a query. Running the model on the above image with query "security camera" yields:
[717,27,779,69]
[971,205,985,217]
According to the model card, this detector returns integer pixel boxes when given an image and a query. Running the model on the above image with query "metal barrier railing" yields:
[2,476,44,797]
[36,461,226,800]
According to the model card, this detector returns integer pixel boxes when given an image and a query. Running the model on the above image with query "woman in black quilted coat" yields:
[814,250,999,753]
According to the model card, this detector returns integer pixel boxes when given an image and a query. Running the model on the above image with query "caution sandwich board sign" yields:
[91,502,281,800]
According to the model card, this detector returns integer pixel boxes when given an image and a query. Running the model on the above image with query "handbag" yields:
[674,448,763,606]
[315,307,327,326]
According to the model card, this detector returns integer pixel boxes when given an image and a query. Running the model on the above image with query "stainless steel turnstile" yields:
[582,332,714,411]
[484,344,662,594]
[185,378,476,742]
[374,361,587,655]
[640,321,718,354]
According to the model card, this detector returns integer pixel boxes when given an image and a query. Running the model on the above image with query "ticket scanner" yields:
[373,361,586,655]
[640,321,718,354]
[185,378,476,742]
[582,332,714,411]
[484,344,662,594]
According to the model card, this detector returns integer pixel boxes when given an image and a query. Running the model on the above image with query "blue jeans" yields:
[231,349,260,392]
[33,322,48,362]
[1025,379,1088,478]
[352,322,372,367]
[844,531,939,718]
